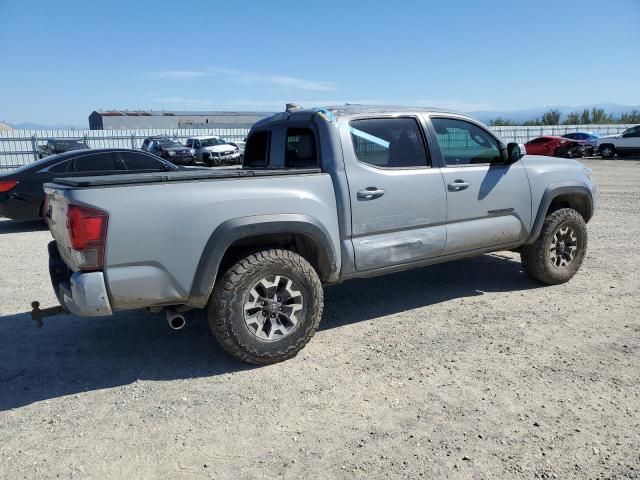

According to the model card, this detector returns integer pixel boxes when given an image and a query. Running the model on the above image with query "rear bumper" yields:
[59,272,113,317]
[49,241,112,316]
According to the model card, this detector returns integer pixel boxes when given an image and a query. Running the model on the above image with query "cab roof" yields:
[252,104,472,128]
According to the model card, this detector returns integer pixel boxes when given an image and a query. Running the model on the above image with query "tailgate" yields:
[44,184,78,272]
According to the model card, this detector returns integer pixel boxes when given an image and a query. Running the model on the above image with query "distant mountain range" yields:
[470,103,640,123]
[5,121,85,130]
[4,103,640,129]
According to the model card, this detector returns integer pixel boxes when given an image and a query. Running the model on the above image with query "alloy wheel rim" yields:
[244,275,303,341]
[549,225,579,269]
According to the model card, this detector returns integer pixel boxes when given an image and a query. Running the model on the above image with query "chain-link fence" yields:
[0,124,634,171]
[0,127,250,170]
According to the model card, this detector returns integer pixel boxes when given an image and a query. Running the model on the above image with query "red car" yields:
[525,136,583,158]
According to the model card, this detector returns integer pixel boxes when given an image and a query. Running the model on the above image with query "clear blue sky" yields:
[1,0,639,125]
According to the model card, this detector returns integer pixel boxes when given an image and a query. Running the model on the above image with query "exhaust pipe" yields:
[166,308,186,330]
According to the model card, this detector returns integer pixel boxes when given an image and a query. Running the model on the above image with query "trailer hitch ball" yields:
[30,301,67,328]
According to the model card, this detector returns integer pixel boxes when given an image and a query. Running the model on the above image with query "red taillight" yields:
[0,180,18,193]
[66,205,108,270]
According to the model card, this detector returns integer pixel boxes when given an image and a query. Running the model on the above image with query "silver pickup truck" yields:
[39,105,596,364]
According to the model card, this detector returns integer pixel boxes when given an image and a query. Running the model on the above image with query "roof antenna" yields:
[286,103,303,112]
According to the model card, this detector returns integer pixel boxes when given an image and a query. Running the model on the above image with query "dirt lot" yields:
[1,159,639,479]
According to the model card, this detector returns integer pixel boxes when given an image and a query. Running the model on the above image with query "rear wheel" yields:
[207,249,324,364]
[521,208,587,285]
[554,147,567,158]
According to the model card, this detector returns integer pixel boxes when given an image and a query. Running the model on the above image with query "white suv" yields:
[596,125,640,158]
[185,136,241,166]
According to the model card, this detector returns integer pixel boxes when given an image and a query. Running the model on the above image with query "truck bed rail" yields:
[51,167,322,188]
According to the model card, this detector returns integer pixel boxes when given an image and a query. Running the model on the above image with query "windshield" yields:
[158,139,184,148]
[200,138,226,147]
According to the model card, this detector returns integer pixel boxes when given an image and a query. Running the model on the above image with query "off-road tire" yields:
[521,208,587,285]
[207,249,323,365]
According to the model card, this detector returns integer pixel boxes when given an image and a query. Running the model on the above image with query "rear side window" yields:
[350,118,429,168]
[285,128,318,168]
[119,152,166,170]
[72,153,120,172]
[244,131,270,167]
[49,160,70,173]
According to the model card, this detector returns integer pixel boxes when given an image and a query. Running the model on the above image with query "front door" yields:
[340,116,448,271]
[427,116,532,254]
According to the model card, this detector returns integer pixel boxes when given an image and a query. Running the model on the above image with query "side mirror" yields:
[507,142,526,163]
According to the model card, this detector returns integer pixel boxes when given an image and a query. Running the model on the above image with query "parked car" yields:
[0,149,176,221]
[525,136,583,158]
[37,138,90,159]
[595,125,640,158]
[561,132,600,156]
[185,136,241,166]
[141,136,196,165]
[228,140,246,160]
[40,105,595,365]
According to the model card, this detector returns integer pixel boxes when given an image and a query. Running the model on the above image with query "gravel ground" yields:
[1,159,639,479]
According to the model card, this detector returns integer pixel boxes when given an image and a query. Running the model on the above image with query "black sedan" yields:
[0,148,177,221]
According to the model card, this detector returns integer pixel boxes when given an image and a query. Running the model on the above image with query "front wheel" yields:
[205,156,220,167]
[207,249,324,364]
[520,208,587,285]
[599,144,615,158]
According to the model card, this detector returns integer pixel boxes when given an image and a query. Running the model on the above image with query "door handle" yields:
[357,187,386,200]
[448,180,470,192]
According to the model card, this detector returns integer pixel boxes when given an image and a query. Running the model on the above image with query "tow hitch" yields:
[30,301,67,328]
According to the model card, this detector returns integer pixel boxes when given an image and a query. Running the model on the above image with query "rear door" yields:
[340,115,448,271]
[426,115,532,254]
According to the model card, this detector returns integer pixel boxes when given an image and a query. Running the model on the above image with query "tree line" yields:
[491,108,640,126]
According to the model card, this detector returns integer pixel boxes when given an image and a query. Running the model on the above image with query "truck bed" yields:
[52,167,322,188]
[44,167,339,311]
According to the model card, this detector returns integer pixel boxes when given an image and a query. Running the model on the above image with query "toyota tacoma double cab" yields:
[39,105,596,364]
